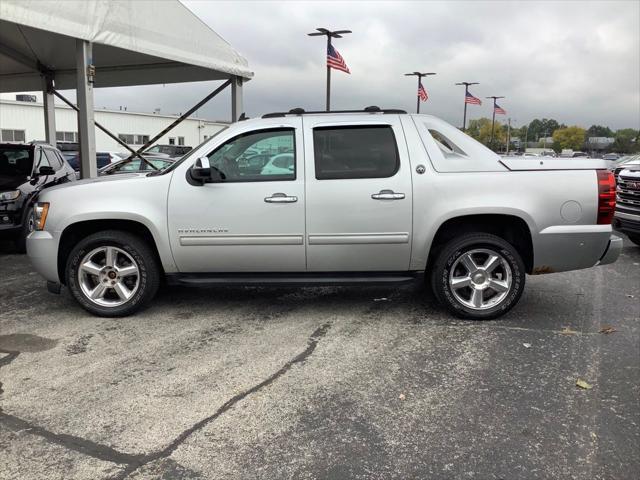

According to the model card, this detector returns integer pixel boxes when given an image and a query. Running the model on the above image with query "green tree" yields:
[466,117,506,149]
[611,128,640,153]
[587,125,614,137]
[552,126,586,151]
[525,118,563,143]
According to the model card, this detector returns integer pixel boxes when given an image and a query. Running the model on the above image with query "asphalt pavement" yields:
[1,237,638,480]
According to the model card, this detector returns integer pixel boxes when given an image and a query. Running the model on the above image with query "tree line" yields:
[465,118,640,153]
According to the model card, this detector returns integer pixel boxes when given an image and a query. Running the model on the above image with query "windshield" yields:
[0,146,33,186]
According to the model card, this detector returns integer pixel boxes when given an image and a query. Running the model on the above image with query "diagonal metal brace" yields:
[123,79,232,161]
[52,90,158,170]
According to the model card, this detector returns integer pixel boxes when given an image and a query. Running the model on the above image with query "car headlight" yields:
[0,190,20,202]
[33,202,50,231]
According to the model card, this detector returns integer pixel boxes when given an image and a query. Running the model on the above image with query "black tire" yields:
[430,233,526,320]
[13,211,34,254]
[628,235,640,247]
[65,230,160,317]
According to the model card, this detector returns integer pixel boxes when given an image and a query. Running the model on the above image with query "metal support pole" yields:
[463,84,469,131]
[42,74,56,145]
[416,78,421,114]
[76,39,97,179]
[506,118,511,154]
[231,76,243,122]
[490,99,496,149]
[326,37,332,111]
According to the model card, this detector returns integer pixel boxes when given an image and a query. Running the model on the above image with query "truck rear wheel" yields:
[430,233,525,320]
[65,230,160,317]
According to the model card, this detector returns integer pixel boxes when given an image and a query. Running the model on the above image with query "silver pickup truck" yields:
[27,108,621,320]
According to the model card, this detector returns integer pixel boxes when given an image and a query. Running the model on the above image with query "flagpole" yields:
[308,28,352,112]
[486,95,505,151]
[456,81,479,131]
[326,36,332,111]
[405,72,436,114]
[463,85,469,130]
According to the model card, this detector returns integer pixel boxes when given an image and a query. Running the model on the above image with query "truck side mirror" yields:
[189,157,223,185]
[38,166,56,176]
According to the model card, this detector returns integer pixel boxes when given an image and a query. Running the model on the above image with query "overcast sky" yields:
[92,0,639,130]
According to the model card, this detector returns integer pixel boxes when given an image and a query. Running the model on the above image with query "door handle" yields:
[264,192,298,203]
[371,189,405,200]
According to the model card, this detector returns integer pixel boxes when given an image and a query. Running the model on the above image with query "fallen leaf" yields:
[576,379,593,390]
[599,326,617,334]
[560,327,578,335]
[523,343,532,348]
[398,393,406,400]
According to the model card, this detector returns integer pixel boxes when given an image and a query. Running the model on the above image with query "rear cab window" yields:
[313,125,399,180]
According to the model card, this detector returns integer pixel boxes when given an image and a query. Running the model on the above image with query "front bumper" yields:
[613,211,640,236]
[597,234,623,266]
[26,230,60,283]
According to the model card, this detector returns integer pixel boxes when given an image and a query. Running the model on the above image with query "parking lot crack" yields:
[0,348,20,396]
[0,412,145,465]
[0,323,331,479]
[114,322,332,479]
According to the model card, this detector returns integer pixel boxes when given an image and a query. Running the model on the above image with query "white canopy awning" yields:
[0,0,253,92]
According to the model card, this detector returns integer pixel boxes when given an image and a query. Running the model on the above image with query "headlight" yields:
[33,202,50,231]
[0,190,20,202]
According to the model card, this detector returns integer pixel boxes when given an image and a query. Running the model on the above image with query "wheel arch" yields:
[57,219,164,285]
[426,213,534,274]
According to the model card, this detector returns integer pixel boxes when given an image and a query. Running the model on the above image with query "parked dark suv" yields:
[0,142,76,251]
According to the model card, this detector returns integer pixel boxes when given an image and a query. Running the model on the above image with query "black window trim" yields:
[203,127,298,183]
[312,124,400,181]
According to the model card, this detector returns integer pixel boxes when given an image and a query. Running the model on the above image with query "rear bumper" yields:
[597,235,622,266]
[26,230,60,283]
[533,224,614,274]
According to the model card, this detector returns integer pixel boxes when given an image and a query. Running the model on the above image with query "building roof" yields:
[0,0,253,93]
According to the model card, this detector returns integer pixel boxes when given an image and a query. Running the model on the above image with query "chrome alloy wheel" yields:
[78,246,140,307]
[449,248,512,310]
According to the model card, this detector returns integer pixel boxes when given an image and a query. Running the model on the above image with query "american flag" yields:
[418,81,428,102]
[327,44,350,74]
[465,91,482,105]
[494,103,506,115]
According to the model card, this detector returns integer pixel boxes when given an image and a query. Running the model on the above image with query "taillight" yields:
[597,170,616,225]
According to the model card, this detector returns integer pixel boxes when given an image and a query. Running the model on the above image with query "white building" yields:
[0,93,228,152]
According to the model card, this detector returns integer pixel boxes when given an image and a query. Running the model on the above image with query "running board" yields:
[166,271,423,287]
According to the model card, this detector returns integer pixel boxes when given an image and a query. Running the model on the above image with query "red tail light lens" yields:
[597,170,616,225]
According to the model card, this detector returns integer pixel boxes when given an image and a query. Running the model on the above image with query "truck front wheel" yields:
[65,230,160,317]
[430,233,525,320]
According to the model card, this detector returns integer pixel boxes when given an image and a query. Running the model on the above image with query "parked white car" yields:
[260,153,294,175]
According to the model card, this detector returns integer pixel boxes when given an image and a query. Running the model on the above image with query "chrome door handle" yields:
[264,192,298,203]
[371,189,405,200]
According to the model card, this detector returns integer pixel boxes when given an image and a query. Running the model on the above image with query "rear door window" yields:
[313,125,399,180]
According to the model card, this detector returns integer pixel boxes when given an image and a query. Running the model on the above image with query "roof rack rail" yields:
[262,106,407,118]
